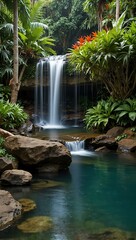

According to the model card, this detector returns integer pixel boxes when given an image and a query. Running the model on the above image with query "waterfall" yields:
[34,55,92,129]
[35,55,66,128]
[66,140,85,152]
[66,140,95,156]
[49,57,64,126]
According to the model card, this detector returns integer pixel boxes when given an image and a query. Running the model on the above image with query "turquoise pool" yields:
[1,150,136,240]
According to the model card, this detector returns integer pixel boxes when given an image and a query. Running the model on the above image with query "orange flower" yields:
[92,31,97,40]
[85,35,92,42]
[78,37,85,44]
[72,43,79,50]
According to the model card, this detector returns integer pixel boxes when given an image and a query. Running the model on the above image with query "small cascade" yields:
[66,140,95,156]
[66,140,85,152]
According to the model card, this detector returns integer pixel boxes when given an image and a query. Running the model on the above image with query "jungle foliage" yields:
[44,0,91,54]
[0,100,28,130]
[69,15,136,100]
[84,97,136,131]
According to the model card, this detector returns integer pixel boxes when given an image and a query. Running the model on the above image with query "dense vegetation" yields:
[0,0,136,134]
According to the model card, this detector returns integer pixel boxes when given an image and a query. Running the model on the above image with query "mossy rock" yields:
[32,180,64,190]
[17,216,53,233]
[18,198,36,212]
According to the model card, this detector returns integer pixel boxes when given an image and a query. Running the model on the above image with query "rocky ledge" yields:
[85,127,136,154]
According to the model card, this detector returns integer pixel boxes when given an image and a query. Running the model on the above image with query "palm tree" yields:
[12,0,19,103]
[1,0,55,103]
[116,0,120,20]
[1,0,30,103]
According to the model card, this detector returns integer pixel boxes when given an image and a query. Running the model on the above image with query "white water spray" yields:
[35,55,66,128]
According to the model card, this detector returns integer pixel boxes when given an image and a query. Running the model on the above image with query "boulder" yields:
[0,157,18,174]
[91,135,118,151]
[0,190,22,230]
[1,169,32,185]
[4,135,71,172]
[118,138,136,152]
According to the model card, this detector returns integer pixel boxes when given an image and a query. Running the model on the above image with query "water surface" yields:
[1,151,136,240]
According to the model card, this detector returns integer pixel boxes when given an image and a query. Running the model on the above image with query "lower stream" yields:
[1,128,136,239]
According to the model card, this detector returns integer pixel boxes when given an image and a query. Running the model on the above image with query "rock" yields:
[1,169,32,185]
[95,146,112,153]
[106,127,124,138]
[18,198,36,212]
[0,157,18,174]
[4,135,72,172]
[0,190,22,230]
[32,180,64,190]
[91,135,118,150]
[118,138,136,152]
[19,120,34,135]
[0,128,14,138]
[75,230,128,240]
[17,216,53,233]
[123,128,136,138]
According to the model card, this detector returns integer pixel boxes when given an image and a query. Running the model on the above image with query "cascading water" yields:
[34,55,92,129]
[35,55,66,128]
[66,140,85,152]
[66,140,94,156]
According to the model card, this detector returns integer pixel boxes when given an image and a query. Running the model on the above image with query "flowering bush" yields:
[69,17,136,100]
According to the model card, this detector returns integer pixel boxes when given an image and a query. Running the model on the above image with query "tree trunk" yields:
[11,0,19,103]
[116,0,120,21]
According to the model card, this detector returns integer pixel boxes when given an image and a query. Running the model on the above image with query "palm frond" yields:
[30,0,48,22]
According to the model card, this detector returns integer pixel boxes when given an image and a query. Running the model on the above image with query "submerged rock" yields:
[17,216,53,233]
[0,190,22,230]
[75,230,129,240]
[32,180,64,190]
[4,135,72,173]
[18,198,36,212]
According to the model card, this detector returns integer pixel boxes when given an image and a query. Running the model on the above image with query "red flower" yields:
[92,31,97,40]
[78,36,85,44]
[72,43,79,50]
[85,35,92,42]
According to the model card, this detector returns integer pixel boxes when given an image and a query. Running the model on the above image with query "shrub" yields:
[0,100,28,130]
[69,17,136,100]
[115,98,136,126]
[84,98,136,131]
[84,98,119,131]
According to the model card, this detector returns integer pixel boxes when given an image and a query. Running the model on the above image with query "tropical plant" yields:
[84,97,136,131]
[84,98,119,131]
[0,0,56,103]
[0,100,28,130]
[115,133,128,142]
[69,15,136,100]
[115,98,136,126]
[0,84,10,100]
